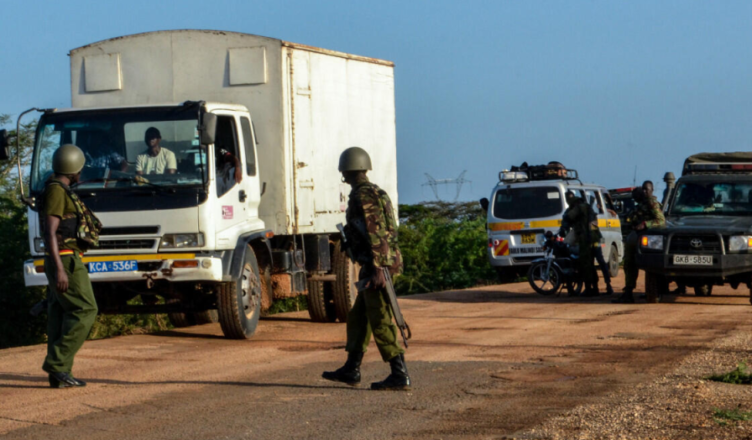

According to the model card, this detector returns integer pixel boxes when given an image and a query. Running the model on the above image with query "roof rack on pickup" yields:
[683,152,752,176]
[499,165,579,183]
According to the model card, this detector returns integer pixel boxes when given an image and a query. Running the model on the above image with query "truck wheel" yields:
[307,280,336,322]
[193,309,218,325]
[331,241,357,323]
[218,246,262,339]
[694,285,713,296]
[608,245,620,278]
[645,272,668,304]
[167,299,194,328]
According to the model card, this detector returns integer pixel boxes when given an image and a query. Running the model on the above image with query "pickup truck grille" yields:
[669,235,722,254]
[98,239,157,250]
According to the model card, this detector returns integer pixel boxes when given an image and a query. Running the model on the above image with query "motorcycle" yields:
[527,231,584,296]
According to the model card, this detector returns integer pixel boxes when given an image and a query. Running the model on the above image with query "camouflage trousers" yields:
[623,231,640,290]
[345,269,404,362]
[42,254,98,374]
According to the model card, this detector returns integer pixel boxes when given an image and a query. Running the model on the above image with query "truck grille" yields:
[669,235,722,254]
[98,239,157,250]
[100,226,159,235]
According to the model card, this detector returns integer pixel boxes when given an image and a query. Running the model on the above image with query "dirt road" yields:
[2,274,752,439]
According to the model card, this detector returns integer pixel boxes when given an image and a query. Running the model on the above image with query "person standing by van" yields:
[41,145,102,388]
[563,191,597,296]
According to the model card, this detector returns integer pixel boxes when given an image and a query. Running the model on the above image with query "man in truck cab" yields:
[322,146,411,391]
[135,127,177,175]
[40,144,102,388]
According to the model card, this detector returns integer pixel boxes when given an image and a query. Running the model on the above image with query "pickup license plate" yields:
[521,233,536,245]
[673,255,713,266]
[89,260,138,273]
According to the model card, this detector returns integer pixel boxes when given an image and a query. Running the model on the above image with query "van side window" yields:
[215,115,240,198]
[585,189,604,214]
[240,117,256,176]
[601,190,616,212]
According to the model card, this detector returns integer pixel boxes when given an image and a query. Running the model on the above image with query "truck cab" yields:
[637,153,752,301]
[483,165,623,282]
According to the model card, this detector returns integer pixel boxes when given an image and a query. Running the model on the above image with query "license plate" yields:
[88,260,138,273]
[521,233,536,244]
[673,255,713,266]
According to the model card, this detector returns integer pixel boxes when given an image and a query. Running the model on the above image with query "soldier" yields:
[41,144,102,388]
[612,187,665,303]
[562,191,597,296]
[322,147,411,391]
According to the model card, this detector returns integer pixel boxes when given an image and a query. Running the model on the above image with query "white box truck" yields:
[12,30,398,339]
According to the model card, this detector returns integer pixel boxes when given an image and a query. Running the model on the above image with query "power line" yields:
[422,170,471,201]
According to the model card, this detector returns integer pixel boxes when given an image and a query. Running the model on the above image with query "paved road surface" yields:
[1,274,750,439]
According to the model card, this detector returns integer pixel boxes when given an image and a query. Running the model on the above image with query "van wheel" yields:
[608,245,620,278]
[694,285,713,296]
[217,246,262,339]
[331,241,357,323]
[645,272,668,304]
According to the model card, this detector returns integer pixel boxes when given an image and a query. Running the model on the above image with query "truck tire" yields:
[645,272,668,304]
[331,241,357,323]
[608,245,620,278]
[167,299,194,328]
[307,280,336,322]
[218,246,262,339]
[193,309,218,325]
[694,285,713,296]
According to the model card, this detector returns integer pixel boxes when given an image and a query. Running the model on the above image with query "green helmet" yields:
[52,144,86,175]
[338,147,372,172]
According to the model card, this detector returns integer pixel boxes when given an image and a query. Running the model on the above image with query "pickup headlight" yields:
[160,233,204,249]
[34,237,45,254]
[728,235,752,252]
[640,235,664,250]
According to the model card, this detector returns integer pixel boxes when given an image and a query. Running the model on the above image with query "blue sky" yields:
[3,0,752,203]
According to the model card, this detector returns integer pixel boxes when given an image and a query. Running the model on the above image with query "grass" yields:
[266,295,308,315]
[713,408,752,426]
[706,362,752,385]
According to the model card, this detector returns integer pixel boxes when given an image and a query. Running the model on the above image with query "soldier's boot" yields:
[611,287,635,304]
[605,284,614,295]
[371,354,411,391]
[582,282,599,297]
[48,372,86,388]
[322,351,363,386]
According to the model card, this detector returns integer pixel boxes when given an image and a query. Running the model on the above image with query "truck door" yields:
[290,50,315,230]
[213,112,250,236]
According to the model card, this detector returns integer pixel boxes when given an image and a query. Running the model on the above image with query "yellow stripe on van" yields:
[530,220,562,228]
[488,222,525,231]
[33,253,197,267]
[598,219,622,229]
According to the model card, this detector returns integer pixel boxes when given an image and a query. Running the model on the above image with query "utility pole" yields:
[422,171,471,201]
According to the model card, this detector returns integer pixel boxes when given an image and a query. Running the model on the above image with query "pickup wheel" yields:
[217,246,262,339]
[645,272,668,303]
[608,245,620,278]
[307,280,336,323]
[331,241,357,323]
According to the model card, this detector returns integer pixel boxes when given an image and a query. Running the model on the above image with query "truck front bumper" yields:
[638,253,752,279]
[24,253,224,287]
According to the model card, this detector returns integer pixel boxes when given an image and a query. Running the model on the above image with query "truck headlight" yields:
[640,235,664,250]
[160,233,204,249]
[728,235,752,252]
[34,237,45,254]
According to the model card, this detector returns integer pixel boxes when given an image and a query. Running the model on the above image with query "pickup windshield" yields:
[493,186,563,220]
[671,181,752,215]
[31,107,205,193]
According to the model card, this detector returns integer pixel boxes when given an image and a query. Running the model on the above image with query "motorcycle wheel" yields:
[527,261,562,296]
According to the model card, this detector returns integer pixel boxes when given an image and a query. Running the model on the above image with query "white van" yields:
[482,166,624,282]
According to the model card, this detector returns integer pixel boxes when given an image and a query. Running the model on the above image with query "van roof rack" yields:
[499,165,580,183]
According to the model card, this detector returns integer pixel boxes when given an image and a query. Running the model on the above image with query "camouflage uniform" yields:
[344,175,404,362]
[40,179,101,375]
[624,195,665,290]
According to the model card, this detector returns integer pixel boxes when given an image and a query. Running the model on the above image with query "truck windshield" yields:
[493,186,563,220]
[31,107,205,193]
[671,181,752,215]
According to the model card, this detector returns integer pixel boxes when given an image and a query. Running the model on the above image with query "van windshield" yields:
[493,186,563,220]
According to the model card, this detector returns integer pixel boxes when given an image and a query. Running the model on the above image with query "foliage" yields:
[89,300,170,340]
[706,362,752,385]
[266,295,308,315]
[395,201,496,295]
[713,407,752,426]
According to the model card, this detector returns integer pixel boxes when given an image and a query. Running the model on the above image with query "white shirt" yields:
[136,147,177,175]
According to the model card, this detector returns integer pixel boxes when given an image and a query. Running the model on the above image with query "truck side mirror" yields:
[479,197,489,212]
[0,130,9,160]
[199,113,217,145]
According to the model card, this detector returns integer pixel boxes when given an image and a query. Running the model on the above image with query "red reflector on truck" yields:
[172,260,199,268]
